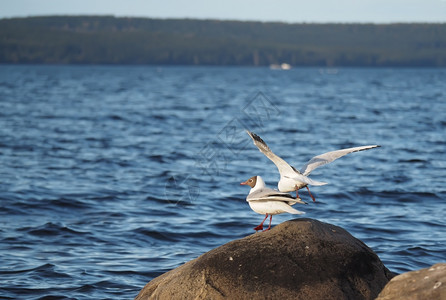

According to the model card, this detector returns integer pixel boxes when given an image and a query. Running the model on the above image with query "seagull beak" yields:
[240,180,248,185]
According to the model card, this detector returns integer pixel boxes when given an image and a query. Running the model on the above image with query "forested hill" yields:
[1,16,445,66]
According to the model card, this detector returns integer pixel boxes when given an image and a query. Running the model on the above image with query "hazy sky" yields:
[1,0,445,23]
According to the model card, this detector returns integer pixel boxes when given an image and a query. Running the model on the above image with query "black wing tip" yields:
[368,145,381,150]
[267,193,294,199]
[245,130,257,139]
[246,130,266,145]
[353,145,381,153]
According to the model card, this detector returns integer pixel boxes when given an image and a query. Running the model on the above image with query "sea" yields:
[0,65,445,299]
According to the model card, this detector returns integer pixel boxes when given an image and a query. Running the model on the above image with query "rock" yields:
[376,263,446,300]
[135,218,393,300]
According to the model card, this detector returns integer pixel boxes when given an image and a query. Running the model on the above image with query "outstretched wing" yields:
[247,187,294,201]
[247,188,306,206]
[246,130,296,177]
[300,145,380,176]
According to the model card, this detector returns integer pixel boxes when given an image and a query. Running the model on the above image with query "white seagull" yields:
[246,130,380,202]
[240,175,305,231]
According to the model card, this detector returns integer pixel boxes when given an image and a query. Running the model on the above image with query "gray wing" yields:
[300,145,380,176]
[246,131,296,177]
[247,187,295,202]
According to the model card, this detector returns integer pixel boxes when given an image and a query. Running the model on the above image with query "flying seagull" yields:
[246,130,380,202]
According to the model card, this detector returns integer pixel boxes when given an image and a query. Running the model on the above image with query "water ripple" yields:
[0,66,445,298]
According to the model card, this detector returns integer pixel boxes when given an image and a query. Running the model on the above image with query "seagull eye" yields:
[249,179,253,182]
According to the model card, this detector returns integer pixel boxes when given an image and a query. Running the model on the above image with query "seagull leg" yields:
[306,186,316,202]
[295,189,300,199]
[254,214,268,231]
[263,215,273,231]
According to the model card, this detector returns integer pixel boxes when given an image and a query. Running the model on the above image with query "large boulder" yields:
[135,218,393,300]
[376,263,446,300]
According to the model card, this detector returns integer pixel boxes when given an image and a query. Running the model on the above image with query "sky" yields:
[0,0,445,23]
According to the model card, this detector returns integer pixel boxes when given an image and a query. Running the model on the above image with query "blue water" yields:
[0,65,445,299]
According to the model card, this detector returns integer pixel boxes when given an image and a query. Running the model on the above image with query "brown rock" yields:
[376,263,446,300]
[135,218,393,300]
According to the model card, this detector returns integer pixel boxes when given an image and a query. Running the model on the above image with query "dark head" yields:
[240,176,257,188]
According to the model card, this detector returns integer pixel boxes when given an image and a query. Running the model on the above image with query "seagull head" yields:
[240,176,266,190]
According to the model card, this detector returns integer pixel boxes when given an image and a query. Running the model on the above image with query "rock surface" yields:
[376,263,446,300]
[135,218,393,300]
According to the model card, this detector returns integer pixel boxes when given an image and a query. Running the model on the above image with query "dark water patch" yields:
[51,197,94,210]
[24,223,88,238]
[37,295,76,300]
[8,263,71,279]
[211,220,252,231]
[144,195,194,208]
[9,197,93,214]
[104,269,148,276]
[217,195,246,205]
[0,264,50,276]
[71,284,95,294]
[148,154,165,163]
[398,158,428,163]
[394,191,440,203]
[107,114,126,121]
[395,247,431,258]
[352,189,424,202]
[133,227,181,242]
[361,226,411,236]
[152,114,167,120]
[385,261,421,274]
[91,279,137,292]
[0,293,16,300]
[394,195,424,203]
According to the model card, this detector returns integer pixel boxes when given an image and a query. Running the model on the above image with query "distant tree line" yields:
[0,16,445,67]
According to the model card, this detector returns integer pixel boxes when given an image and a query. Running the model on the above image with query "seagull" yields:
[246,130,380,202]
[240,175,305,231]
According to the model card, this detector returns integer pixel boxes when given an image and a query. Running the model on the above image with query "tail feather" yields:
[282,205,305,215]
[288,198,307,205]
[291,173,328,186]
[307,179,328,186]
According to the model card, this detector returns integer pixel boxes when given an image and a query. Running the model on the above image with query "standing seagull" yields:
[241,175,305,231]
[246,130,380,202]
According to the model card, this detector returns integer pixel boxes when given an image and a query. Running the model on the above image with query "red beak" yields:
[240,181,248,185]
